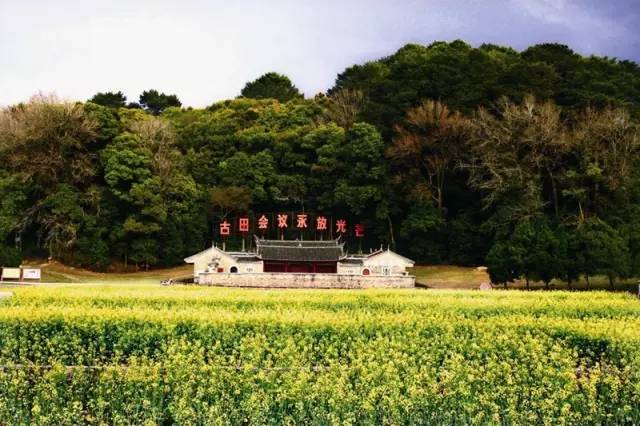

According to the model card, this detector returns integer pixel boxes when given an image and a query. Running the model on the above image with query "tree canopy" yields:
[240,72,303,102]
[89,91,127,108]
[139,89,182,115]
[0,40,639,286]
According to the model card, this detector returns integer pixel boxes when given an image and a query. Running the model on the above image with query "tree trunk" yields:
[567,277,572,290]
[387,214,396,250]
[608,275,615,291]
[578,201,585,224]
[585,275,590,290]
[547,168,559,218]
[525,277,530,290]
[544,280,550,290]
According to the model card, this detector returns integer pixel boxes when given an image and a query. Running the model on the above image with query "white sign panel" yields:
[22,268,41,280]
[1,268,21,280]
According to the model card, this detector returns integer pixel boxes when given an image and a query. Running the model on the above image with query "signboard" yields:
[1,268,21,281]
[215,212,365,239]
[22,268,41,280]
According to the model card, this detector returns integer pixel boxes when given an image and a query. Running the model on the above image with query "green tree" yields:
[577,218,630,290]
[515,218,564,289]
[332,40,640,138]
[88,91,127,108]
[487,218,564,289]
[39,184,85,259]
[399,201,445,262]
[0,95,97,261]
[75,233,110,270]
[240,72,303,102]
[0,245,21,267]
[557,226,584,289]
[209,186,252,220]
[101,133,153,202]
[129,238,159,269]
[486,241,518,287]
[139,89,182,115]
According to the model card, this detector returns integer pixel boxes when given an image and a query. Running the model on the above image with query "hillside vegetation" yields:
[0,41,639,288]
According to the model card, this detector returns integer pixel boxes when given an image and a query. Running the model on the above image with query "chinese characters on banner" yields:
[258,215,269,230]
[218,214,364,238]
[277,214,288,228]
[219,220,231,236]
[316,216,327,231]
[296,214,308,228]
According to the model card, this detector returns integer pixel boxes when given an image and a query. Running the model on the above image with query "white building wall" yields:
[337,263,362,275]
[230,261,264,274]
[361,251,413,276]
[185,247,250,279]
[184,247,218,278]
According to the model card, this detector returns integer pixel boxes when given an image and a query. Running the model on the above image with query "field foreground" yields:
[0,285,639,425]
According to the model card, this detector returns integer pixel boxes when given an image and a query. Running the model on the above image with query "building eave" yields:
[366,249,415,265]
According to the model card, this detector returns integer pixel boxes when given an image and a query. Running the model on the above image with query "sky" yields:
[1,0,638,107]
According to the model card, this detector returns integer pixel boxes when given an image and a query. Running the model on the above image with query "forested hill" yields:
[1,40,639,287]
[332,41,640,138]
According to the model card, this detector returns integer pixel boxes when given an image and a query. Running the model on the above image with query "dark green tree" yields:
[240,72,303,102]
[0,245,21,267]
[486,241,522,288]
[577,218,630,290]
[88,91,127,108]
[487,218,564,289]
[517,218,564,289]
[399,201,445,262]
[139,90,182,115]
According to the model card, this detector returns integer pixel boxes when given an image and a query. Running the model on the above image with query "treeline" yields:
[0,40,639,287]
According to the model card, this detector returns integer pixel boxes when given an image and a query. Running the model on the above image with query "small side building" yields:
[338,249,415,276]
[183,246,263,280]
[184,238,415,288]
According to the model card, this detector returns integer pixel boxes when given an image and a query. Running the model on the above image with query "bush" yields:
[0,244,21,267]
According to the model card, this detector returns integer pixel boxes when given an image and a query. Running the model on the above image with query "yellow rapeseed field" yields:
[0,285,638,425]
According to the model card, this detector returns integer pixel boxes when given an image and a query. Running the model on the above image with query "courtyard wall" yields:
[197,272,415,288]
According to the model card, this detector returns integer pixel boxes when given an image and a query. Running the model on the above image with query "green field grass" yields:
[0,284,638,424]
[12,261,193,284]
[410,265,490,288]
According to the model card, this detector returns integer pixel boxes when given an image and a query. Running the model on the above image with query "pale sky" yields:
[1,0,638,107]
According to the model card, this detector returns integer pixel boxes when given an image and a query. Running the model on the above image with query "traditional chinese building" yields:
[184,237,415,288]
[258,239,342,273]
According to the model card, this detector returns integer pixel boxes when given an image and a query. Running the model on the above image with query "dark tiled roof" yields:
[235,256,262,262]
[339,257,365,264]
[255,239,344,262]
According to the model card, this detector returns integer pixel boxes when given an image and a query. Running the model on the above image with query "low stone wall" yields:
[197,272,415,289]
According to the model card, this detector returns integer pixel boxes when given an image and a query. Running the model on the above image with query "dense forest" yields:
[1,40,639,287]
